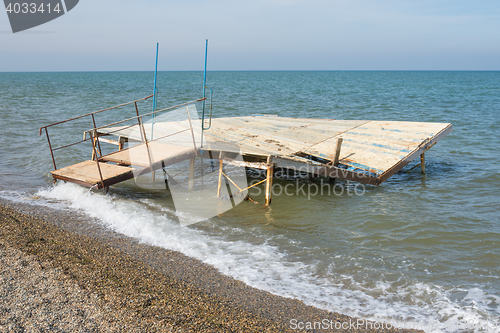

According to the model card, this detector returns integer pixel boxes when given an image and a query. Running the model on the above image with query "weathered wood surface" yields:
[51,160,134,189]
[97,119,200,145]
[100,141,197,168]
[204,117,367,158]
[204,116,453,180]
[95,115,452,185]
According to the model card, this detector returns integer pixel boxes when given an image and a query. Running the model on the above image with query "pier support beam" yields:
[265,155,274,206]
[118,136,126,150]
[420,153,426,175]
[188,157,195,190]
[329,138,343,183]
[217,153,224,197]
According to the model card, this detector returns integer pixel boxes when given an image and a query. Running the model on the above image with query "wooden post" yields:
[420,153,426,174]
[91,114,102,158]
[188,157,195,190]
[118,136,125,150]
[333,138,343,166]
[265,155,274,206]
[329,138,343,183]
[217,153,224,197]
[91,137,96,160]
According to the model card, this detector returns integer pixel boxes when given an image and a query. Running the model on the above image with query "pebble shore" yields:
[0,202,422,332]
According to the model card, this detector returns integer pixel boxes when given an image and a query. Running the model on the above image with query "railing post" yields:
[90,130,105,190]
[43,128,57,184]
[135,102,145,142]
[43,128,57,171]
[91,114,102,157]
[186,105,198,155]
[139,116,155,181]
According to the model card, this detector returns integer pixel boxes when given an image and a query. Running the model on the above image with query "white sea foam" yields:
[0,189,70,210]
[2,182,497,333]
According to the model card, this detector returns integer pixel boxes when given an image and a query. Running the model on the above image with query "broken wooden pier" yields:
[40,95,453,205]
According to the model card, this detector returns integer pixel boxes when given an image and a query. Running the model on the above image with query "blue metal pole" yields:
[151,42,159,140]
[203,39,208,99]
[201,39,208,146]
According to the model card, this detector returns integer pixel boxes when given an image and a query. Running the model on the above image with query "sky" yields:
[1,0,499,71]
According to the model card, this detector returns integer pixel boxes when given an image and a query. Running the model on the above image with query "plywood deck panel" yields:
[333,121,452,175]
[211,117,367,146]
[97,119,200,143]
[377,123,453,183]
[100,141,198,168]
[204,117,367,158]
[50,160,134,188]
[204,116,452,179]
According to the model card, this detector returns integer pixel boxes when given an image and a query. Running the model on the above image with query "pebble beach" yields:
[0,201,422,333]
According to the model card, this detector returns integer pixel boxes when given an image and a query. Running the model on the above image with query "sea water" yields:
[0,71,499,332]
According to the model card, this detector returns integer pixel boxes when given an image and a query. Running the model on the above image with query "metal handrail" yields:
[38,94,154,135]
[39,95,154,172]
[39,95,206,176]
[83,97,207,139]
[95,127,192,160]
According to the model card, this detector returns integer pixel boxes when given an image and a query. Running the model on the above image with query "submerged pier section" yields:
[40,96,452,204]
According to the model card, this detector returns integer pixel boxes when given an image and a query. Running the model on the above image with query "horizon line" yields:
[1,69,499,73]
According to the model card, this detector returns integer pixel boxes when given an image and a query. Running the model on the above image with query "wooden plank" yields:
[132,149,198,178]
[216,117,365,144]
[377,123,453,183]
[205,122,299,155]
[97,119,199,143]
[100,141,197,167]
[273,156,326,174]
[51,160,134,188]
[97,137,121,146]
[208,118,367,154]
[304,120,452,175]
[273,156,380,185]
[222,157,268,170]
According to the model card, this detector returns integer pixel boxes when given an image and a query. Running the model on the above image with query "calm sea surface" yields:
[1,71,499,332]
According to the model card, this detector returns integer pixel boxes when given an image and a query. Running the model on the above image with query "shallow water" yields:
[1,71,499,332]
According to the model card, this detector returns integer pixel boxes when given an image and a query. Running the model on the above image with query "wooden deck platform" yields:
[93,116,452,186]
[50,160,134,189]
[45,112,452,193]
[203,116,453,185]
[100,141,197,168]
[50,141,199,189]
[38,94,453,207]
